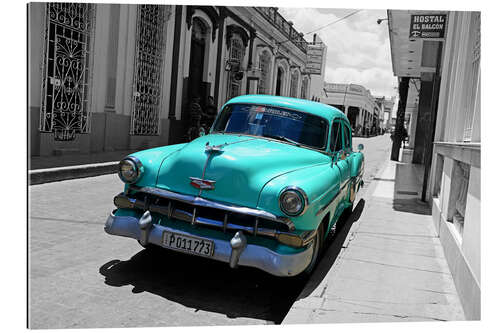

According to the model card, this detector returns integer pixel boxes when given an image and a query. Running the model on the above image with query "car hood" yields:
[155,133,330,208]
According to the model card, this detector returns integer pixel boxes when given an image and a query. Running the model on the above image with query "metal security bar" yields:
[40,3,95,141]
[130,5,167,136]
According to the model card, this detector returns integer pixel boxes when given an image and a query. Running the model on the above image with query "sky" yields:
[279,7,398,99]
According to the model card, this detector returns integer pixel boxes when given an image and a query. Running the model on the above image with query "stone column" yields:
[391,77,410,161]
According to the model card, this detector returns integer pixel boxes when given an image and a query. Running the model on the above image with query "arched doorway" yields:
[275,67,283,96]
[188,18,208,102]
[347,106,359,131]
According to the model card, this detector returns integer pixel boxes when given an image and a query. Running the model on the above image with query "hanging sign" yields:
[409,14,447,38]
[305,44,324,75]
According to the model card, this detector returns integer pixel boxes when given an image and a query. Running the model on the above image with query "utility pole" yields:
[391,77,410,161]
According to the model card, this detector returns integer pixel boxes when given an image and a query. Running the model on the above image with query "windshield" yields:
[212,103,328,150]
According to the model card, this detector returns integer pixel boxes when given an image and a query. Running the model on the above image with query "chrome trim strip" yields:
[129,185,294,229]
[316,193,338,217]
[315,179,351,217]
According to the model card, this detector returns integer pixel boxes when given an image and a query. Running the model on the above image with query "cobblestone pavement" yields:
[28,134,391,329]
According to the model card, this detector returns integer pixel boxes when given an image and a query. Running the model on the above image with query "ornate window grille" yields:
[227,36,245,100]
[39,3,95,141]
[130,5,167,136]
[290,70,299,98]
[257,51,271,94]
[463,12,480,142]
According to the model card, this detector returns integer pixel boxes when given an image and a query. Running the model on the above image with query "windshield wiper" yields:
[262,134,301,147]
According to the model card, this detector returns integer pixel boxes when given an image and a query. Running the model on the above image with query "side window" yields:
[343,122,351,151]
[330,121,343,152]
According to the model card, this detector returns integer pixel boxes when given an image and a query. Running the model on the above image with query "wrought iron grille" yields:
[130,5,167,136]
[227,36,244,100]
[40,3,95,141]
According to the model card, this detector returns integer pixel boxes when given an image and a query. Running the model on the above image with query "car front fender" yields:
[257,162,343,232]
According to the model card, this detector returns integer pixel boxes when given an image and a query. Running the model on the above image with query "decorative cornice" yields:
[186,6,220,42]
[226,24,250,49]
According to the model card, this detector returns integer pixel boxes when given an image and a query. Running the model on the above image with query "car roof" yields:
[224,95,348,123]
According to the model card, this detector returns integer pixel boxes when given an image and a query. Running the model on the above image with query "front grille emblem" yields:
[190,177,216,190]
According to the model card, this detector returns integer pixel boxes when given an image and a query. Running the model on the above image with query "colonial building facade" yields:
[388,10,480,319]
[321,83,382,136]
[29,4,318,157]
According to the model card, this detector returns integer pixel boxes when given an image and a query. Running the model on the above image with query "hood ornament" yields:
[205,142,224,153]
[190,177,216,190]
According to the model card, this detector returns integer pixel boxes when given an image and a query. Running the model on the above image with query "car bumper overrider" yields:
[104,210,314,276]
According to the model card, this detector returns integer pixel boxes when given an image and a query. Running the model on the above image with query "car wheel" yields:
[303,223,325,275]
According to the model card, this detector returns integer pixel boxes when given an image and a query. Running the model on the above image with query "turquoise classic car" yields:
[105,95,364,277]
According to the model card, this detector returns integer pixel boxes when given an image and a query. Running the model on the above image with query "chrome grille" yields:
[114,187,294,239]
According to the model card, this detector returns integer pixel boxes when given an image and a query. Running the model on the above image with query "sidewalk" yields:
[283,160,465,324]
[29,150,134,185]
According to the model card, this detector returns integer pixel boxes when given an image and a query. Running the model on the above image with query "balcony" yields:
[254,7,308,53]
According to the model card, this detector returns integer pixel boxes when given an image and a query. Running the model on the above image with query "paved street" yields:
[29,134,391,329]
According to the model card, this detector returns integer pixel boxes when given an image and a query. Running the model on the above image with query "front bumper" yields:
[104,211,314,277]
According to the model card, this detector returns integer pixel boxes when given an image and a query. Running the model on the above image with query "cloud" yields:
[279,7,398,98]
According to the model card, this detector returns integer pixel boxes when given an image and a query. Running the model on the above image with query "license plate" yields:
[162,231,214,257]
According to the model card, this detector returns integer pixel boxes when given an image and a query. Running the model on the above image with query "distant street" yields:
[28,134,392,329]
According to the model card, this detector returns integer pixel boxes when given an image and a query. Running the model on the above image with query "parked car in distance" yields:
[105,95,364,276]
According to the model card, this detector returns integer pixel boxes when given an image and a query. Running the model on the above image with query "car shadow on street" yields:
[297,199,366,300]
[98,201,365,324]
[99,244,307,324]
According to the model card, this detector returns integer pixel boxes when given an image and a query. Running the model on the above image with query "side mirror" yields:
[335,149,346,161]
[358,144,364,152]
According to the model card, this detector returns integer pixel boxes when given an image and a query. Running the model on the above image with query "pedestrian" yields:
[204,96,218,127]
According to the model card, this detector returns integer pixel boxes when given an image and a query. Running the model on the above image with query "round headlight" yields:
[279,187,308,216]
[118,157,142,184]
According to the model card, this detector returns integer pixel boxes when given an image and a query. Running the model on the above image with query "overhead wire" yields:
[275,9,363,47]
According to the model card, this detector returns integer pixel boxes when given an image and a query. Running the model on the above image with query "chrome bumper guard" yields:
[104,211,314,277]
[114,187,315,248]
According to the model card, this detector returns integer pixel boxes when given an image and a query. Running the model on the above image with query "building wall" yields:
[321,83,381,135]
[429,11,480,320]
[29,4,314,158]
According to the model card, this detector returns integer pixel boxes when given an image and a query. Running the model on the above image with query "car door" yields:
[342,120,353,178]
[331,119,350,188]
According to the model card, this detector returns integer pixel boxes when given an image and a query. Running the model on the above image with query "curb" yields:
[29,161,119,185]
[282,159,393,324]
